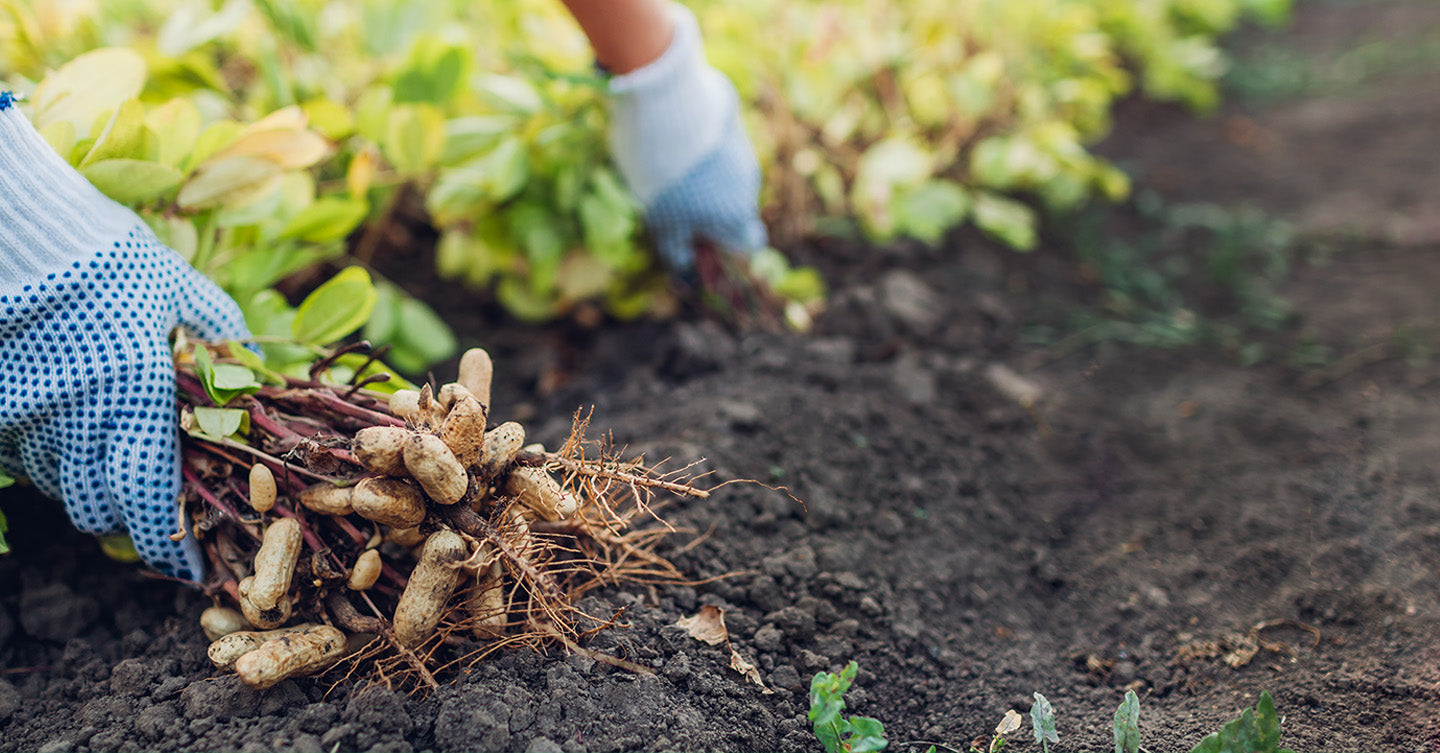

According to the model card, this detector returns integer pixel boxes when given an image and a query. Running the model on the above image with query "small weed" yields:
[1114,689,1140,753]
[809,661,889,753]
[1030,693,1059,753]
[1190,692,1296,753]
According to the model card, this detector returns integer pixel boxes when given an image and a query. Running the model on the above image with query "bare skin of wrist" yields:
[559,0,675,74]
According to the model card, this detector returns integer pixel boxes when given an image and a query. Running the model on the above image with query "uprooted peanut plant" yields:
[177,342,710,691]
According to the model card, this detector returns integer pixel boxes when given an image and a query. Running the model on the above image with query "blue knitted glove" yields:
[607,2,767,270]
[0,95,249,582]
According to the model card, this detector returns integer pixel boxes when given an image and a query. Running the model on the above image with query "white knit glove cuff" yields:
[0,96,141,294]
[606,1,737,206]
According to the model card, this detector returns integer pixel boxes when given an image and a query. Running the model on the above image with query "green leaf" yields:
[847,716,889,753]
[78,99,149,167]
[441,115,516,163]
[192,406,249,439]
[974,193,1039,251]
[98,535,140,563]
[185,120,246,173]
[81,160,184,205]
[0,470,13,490]
[145,98,203,168]
[301,98,356,141]
[212,363,260,391]
[194,344,217,403]
[393,40,471,105]
[394,296,458,368]
[279,197,369,243]
[1031,693,1058,753]
[384,104,447,176]
[292,266,379,346]
[1114,690,1141,753]
[496,276,558,322]
[474,73,543,114]
[474,136,530,203]
[1188,692,1288,753]
[226,341,285,386]
[892,180,970,245]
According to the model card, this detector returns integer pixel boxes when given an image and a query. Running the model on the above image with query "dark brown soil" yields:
[4,2,1440,751]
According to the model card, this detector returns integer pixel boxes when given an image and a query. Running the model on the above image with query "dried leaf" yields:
[675,605,729,646]
[215,128,330,170]
[728,648,772,694]
[997,708,1023,736]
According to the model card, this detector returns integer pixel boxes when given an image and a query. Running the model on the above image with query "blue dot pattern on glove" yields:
[644,108,768,270]
[0,229,249,581]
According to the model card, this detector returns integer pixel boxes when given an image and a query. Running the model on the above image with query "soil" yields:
[4,2,1440,751]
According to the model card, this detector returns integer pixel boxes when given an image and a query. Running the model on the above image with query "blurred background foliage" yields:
[0,0,1289,373]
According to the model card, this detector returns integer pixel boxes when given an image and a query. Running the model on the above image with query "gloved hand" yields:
[606,1,767,271]
[0,94,249,582]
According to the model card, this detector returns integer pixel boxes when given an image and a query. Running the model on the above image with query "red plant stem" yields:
[182,464,260,542]
[244,401,308,444]
[331,515,368,546]
[264,387,405,428]
[175,370,209,404]
[270,505,329,554]
[194,440,339,486]
[380,561,409,589]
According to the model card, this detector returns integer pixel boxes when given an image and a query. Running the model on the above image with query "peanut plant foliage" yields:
[0,0,1287,344]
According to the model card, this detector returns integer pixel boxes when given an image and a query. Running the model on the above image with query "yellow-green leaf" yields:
[302,98,356,141]
[39,120,77,164]
[293,266,379,346]
[145,98,202,168]
[81,159,183,205]
[192,406,248,439]
[32,48,146,135]
[186,120,246,172]
[279,197,369,243]
[79,100,148,168]
[178,155,283,210]
[384,104,446,176]
[973,193,1038,251]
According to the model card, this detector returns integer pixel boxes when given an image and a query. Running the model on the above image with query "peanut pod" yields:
[386,526,425,547]
[404,433,468,505]
[478,421,525,478]
[389,389,421,422]
[234,625,348,689]
[439,395,486,468]
[436,382,474,412]
[507,466,578,522]
[393,530,468,648]
[467,557,507,640]
[248,464,276,513]
[207,623,317,670]
[249,518,303,610]
[348,549,382,591]
[200,606,249,642]
[351,477,427,528]
[352,426,410,477]
[238,576,296,629]
[458,347,493,409]
[299,483,354,516]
